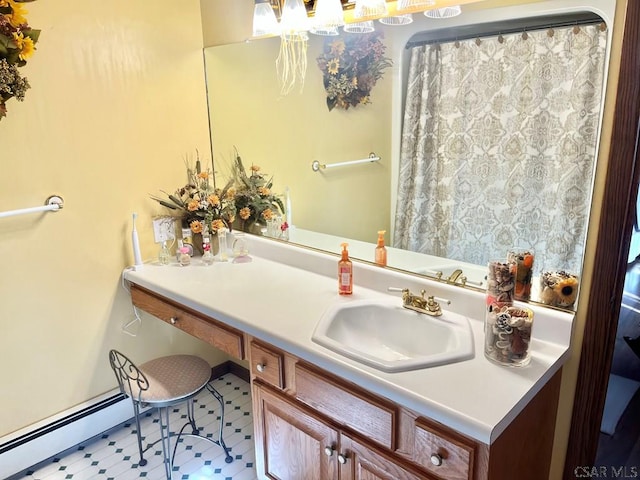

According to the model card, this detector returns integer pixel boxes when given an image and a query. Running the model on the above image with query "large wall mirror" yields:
[202,0,614,312]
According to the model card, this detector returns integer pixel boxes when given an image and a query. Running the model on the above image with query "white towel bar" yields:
[312,152,380,172]
[0,195,64,219]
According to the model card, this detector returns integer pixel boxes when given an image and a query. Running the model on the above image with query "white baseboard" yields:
[0,389,140,479]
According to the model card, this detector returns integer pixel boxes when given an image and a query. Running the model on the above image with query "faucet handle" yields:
[388,287,407,294]
[432,295,451,306]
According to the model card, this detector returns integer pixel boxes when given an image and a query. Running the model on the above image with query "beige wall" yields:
[0,0,229,438]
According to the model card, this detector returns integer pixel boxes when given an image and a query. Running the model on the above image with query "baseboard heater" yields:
[0,390,138,479]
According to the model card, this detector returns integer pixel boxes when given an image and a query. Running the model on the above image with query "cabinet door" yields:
[254,382,339,480]
[340,434,427,480]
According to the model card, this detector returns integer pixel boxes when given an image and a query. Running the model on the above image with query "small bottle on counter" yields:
[218,228,229,262]
[158,240,171,265]
[338,242,353,295]
[202,241,215,266]
[178,246,191,266]
[375,230,387,266]
[181,227,194,256]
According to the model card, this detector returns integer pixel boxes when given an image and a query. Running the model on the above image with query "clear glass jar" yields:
[484,305,534,367]
[178,246,191,266]
[232,232,251,263]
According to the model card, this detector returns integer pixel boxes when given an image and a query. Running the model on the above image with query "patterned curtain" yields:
[394,24,607,273]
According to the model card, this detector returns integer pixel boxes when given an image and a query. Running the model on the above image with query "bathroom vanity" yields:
[124,236,573,480]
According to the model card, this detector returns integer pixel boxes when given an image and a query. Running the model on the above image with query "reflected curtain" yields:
[394,24,607,273]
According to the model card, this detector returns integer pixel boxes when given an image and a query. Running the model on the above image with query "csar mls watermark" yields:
[574,466,639,478]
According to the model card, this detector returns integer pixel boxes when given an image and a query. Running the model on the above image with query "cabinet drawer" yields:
[295,363,396,450]
[131,285,244,359]
[413,417,474,480]
[249,341,284,389]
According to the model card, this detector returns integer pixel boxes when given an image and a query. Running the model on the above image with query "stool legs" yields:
[158,407,173,480]
[131,398,148,467]
[128,382,233,478]
[206,382,233,464]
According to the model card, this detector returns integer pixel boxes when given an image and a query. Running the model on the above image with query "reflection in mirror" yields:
[204,3,610,312]
[395,20,607,290]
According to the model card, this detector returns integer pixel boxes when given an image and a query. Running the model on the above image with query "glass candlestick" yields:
[158,241,171,265]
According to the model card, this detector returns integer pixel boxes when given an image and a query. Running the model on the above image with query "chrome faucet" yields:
[388,288,451,317]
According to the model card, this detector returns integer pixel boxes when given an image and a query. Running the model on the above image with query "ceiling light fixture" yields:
[252,0,280,37]
[277,0,309,95]
[397,0,435,9]
[343,20,375,33]
[311,0,345,36]
[379,14,413,26]
[353,0,388,19]
[424,5,462,18]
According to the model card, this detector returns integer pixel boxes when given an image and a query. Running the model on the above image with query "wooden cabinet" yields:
[129,286,561,480]
[253,382,338,480]
[253,382,425,480]
[249,339,470,480]
[130,285,245,360]
[340,434,425,480]
[248,338,562,480]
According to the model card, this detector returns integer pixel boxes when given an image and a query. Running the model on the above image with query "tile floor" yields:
[14,374,257,480]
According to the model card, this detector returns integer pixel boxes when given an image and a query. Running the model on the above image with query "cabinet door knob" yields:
[430,453,443,466]
[170,317,178,325]
[337,453,348,465]
[324,446,334,457]
[256,363,266,373]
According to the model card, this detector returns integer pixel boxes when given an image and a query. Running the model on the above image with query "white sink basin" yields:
[312,298,474,372]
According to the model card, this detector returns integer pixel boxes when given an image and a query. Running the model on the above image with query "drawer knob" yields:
[337,453,348,465]
[256,363,266,373]
[430,453,443,466]
[324,446,334,457]
[170,317,178,325]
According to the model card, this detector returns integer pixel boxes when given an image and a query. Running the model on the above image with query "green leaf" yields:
[24,29,40,44]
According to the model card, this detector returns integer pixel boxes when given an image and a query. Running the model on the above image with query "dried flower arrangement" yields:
[151,153,236,237]
[152,149,286,239]
[231,147,285,231]
[0,0,40,120]
[316,31,392,111]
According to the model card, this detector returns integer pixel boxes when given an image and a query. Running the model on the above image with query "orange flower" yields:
[261,208,274,220]
[187,200,199,211]
[198,172,209,180]
[239,207,251,220]
[190,220,203,234]
[211,219,225,232]
[250,165,261,172]
[207,194,220,207]
[258,186,270,196]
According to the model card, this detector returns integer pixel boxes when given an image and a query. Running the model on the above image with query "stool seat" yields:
[138,355,211,405]
[108,349,233,479]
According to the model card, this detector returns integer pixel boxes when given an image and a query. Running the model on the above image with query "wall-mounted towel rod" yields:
[0,195,64,219]
[311,152,380,172]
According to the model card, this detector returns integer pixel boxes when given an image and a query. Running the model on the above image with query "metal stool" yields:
[108,350,233,479]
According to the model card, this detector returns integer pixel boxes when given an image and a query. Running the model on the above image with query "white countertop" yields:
[124,235,574,445]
